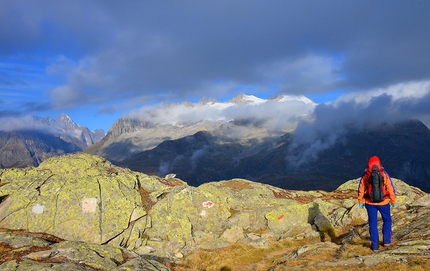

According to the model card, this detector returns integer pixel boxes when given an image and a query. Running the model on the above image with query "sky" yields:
[1,1,430,134]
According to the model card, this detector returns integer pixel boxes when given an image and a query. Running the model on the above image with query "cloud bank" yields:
[127,95,316,134]
[0,115,57,133]
[287,81,430,167]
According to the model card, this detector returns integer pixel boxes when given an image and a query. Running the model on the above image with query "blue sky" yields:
[1,1,430,132]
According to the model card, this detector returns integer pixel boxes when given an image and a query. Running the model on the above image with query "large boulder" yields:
[144,179,358,256]
[0,153,186,249]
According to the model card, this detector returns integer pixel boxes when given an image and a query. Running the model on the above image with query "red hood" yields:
[366,155,384,175]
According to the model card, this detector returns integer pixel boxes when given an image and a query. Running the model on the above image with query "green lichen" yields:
[0,153,153,246]
[50,241,124,270]
[265,202,312,234]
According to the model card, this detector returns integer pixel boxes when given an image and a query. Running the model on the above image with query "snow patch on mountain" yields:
[127,93,316,132]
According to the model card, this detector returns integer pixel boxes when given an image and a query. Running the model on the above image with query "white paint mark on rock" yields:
[81,198,98,213]
[32,203,45,214]
[200,210,207,216]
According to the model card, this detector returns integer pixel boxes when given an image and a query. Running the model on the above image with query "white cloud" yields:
[286,80,430,167]
[336,80,430,105]
[158,155,184,176]
[0,115,55,132]
[128,95,316,133]
[191,145,208,169]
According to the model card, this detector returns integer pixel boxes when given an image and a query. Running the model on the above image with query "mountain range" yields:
[114,119,430,192]
[1,94,430,193]
[86,94,430,193]
[85,94,315,161]
[0,113,105,168]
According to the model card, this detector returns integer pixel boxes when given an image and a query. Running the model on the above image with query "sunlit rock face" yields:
[0,153,185,248]
[1,152,429,264]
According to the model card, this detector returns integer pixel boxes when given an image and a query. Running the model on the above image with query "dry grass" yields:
[173,239,319,271]
[174,243,274,271]
[273,262,430,271]
[172,237,430,271]
[220,180,254,190]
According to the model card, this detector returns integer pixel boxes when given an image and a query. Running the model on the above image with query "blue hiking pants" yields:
[365,203,392,250]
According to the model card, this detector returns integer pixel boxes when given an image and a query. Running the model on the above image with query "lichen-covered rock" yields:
[0,230,172,271]
[0,153,184,249]
[25,241,124,270]
[0,232,52,248]
[221,226,244,243]
[143,178,345,256]
[1,259,95,271]
[1,152,429,264]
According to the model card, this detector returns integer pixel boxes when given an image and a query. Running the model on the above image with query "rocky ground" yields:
[1,153,429,270]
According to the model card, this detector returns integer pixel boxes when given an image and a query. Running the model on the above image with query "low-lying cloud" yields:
[128,95,316,134]
[286,81,430,167]
[0,115,56,133]
[127,81,430,169]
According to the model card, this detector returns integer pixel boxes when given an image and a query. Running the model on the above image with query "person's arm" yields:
[384,171,397,204]
[357,173,367,204]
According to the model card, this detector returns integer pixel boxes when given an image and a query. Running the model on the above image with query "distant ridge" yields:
[35,113,106,146]
[86,93,315,161]
[0,114,105,168]
[116,119,430,193]
[85,94,430,193]
[0,130,82,168]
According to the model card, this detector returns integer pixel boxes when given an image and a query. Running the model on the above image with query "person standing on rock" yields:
[357,155,397,252]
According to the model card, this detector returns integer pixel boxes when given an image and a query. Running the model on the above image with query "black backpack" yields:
[368,165,388,203]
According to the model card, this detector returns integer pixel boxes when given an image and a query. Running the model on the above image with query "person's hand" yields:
[359,203,364,208]
[391,203,396,208]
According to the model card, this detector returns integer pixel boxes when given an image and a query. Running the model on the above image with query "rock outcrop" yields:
[0,230,172,270]
[1,153,429,270]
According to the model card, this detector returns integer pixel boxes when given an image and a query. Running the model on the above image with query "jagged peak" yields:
[56,113,79,127]
[198,96,218,105]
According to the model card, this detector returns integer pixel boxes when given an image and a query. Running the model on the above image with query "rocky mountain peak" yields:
[107,117,153,137]
[198,96,218,105]
[0,114,106,169]
[55,113,79,131]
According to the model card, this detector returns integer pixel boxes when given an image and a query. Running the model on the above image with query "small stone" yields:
[135,245,156,256]
[174,252,184,258]
[246,233,261,241]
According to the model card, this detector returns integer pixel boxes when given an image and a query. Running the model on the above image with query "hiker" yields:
[357,155,397,252]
